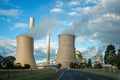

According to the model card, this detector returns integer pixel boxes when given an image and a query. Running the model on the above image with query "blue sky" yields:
[0,0,120,63]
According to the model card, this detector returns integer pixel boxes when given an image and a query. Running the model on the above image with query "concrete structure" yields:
[30,17,34,29]
[56,34,77,69]
[81,58,86,64]
[95,55,102,64]
[46,34,50,64]
[15,36,36,69]
[37,63,52,69]
[15,17,36,69]
[76,51,83,65]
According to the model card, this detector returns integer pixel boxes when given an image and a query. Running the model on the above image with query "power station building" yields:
[15,17,37,69]
[56,34,77,69]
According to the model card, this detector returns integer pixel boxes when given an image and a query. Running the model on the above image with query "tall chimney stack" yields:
[46,34,50,64]
[30,17,34,29]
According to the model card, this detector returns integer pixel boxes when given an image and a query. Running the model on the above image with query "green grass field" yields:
[0,69,57,80]
[77,69,120,79]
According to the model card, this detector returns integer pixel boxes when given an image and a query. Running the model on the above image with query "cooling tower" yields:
[15,36,36,69]
[81,58,86,64]
[95,55,102,64]
[56,34,77,69]
[46,34,50,64]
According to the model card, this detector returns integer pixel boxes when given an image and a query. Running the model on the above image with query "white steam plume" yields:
[24,16,58,39]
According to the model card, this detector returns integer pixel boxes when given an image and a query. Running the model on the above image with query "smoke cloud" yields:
[24,16,58,40]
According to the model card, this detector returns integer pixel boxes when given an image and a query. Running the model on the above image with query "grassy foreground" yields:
[77,69,120,79]
[0,69,57,80]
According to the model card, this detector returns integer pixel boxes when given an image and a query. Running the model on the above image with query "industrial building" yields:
[15,36,36,69]
[15,16,51,69]
[75,51,83,65]
[94,55,103,64]
[15,17,37,69]
[56,34,77,69]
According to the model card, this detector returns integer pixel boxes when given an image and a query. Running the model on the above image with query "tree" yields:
[24,64,31,69]
[87,59,92,68]
[69,62,75,68]
[14,63,22,69]
[0,55,4,68]
[104,44,117,65]
[94,64,102,69]
[56,63,61,69]
[3,56,16,69]
[116,48,120,69]
[80,63,87,68]
[69,62,79,69]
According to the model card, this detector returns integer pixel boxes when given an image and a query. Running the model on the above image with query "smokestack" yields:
[46,34,50,64]
[30,17,34,29]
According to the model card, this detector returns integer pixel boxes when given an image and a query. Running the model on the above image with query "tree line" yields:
[0,55,30,69]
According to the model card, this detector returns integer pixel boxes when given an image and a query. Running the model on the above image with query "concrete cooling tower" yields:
[15,36,36,69]
[15,17,36,69]
[56,34,77,69]
[95,55,102,64]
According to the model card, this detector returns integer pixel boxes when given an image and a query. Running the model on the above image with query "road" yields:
[54,69,117,80]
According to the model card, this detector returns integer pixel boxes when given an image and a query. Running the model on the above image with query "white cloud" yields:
[89,14,120,33]
[73,7,91,14]
[0,9,22,17]
[11,22,28,30]
[50,8,63,13]
[2,0,20,8]
[88,39,101,45]
[69,1,80,6]
[85,0,99,4]
[14,22,28,28]
[73,7,82,11]
[68,12,78,16]
[76,36,87,43]
[101,0,120,7]
[11,22,29,30]
[34,39,57,62]
[81,0,120,15]
[0,37,16,57]
[0,37,16,46]
[88,13,120,43]
[34,40,46,54]
[82,7,91,12]
[34,40,57,53]
[57,20,73,26]
[55,0,120,59]
[82,46,97,60]
[79,48,87,52]
[65,0,120,44]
